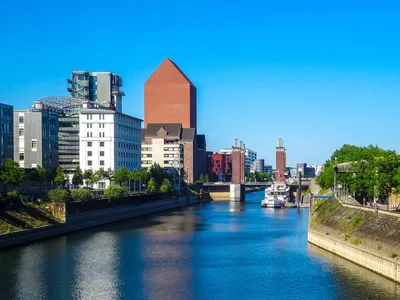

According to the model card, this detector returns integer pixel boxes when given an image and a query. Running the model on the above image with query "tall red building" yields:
[143,58,205,183]
[144,58,197,129]
[276,138,286,182]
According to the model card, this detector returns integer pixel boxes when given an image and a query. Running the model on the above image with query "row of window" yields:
[86,123,106,129]
[118,142,139,150]
[116,114,140,127]
[142,147,152,151]
[88,142,104,147]
[86,132,106,137]
[88,160,105,166]
[117,152,138,159]
[86,114,105,120]
[164,147,181,151]
[87,151,105,157]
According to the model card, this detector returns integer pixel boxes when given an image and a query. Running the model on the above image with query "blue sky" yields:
[1,0,400,167]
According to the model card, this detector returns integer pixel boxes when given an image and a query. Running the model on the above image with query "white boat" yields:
[261,181,290,208]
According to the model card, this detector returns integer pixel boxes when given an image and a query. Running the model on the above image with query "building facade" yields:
[0,103,13,165]
[79,105,142,188]
[68,71,124,112]
[276,138,286,182]
[251,158,265,173]
[144,58,197,129]
[141,123,197,183]
[220,145,257,175]
[14,108,59,170]
[297,163,316,178]
[207,152,232,182]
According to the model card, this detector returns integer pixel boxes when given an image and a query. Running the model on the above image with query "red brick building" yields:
[276,138,286,182]
[206,152,232,182]
[144,58,197,129]
[143,58,206,182]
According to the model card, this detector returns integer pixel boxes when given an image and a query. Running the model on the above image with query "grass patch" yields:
[378,243,382,250]
[351,238,361,246]
[390,253,398,259]
[353,215,361,225]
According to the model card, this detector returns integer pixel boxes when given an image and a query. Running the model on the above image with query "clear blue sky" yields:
[1,0,400,167]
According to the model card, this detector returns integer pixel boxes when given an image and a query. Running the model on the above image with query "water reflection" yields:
[0,191,399,300]
[72,233,121,299]
[309,244,400,300]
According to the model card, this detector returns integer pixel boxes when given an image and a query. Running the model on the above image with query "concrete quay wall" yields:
[0,195,204,250]
[308,230,400,283]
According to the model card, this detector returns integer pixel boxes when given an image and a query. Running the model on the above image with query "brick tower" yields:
[276,138,286,182]
[144,58,197,129]
[232,139,245,184]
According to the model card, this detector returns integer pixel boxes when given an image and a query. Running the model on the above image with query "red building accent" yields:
[206,152,232,182]
[276,138,286,182]
[144,58,197,129]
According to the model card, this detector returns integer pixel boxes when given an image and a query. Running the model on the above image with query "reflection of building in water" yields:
[140,215,195,300]
[73,233,121,299]
[15,244,47,299]
[229,202,245,213]
[308,244,400,299]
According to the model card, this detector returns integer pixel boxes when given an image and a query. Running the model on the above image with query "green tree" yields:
[54,167,67,188]
[93,168,108,189]
[72,166,83,187]
[0,158,25,189]
[30,166,48,192]
[114,167,130,186]
[246,173,256,182]
[149,163,166,187]
[147,178,158,193]
[83,169,93,187]
[129,169,141,192]
[204,174,209,182]
[160,178,173,193]
[104,185,129,200]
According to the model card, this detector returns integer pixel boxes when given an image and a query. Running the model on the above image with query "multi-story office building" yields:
[14,106,59,170]
[297,163,316,178]
[265,165,273,174]
[0,103,14,165]
[219,144,257,175]
[141,124,198,180]
[206,152,232,182]
[68,70,124,112]
[251,159,265,173]
[79,104,142,188]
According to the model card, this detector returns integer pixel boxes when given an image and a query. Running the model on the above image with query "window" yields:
[88,160,92,166]
[100,151,104,156]
[102,132,105,137]
[31,140,37,151]
[90,132,92,137]
[19,153,24,161]
[100,142,104,147]
[19,116,24,124]
[100,160,104,166]
[87,132,89,137]
[88,151,92,157]
[88,142,92,147]
[18,128,24,137]
[87,115,89,120]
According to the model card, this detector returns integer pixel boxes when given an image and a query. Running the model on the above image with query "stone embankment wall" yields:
[308,198,400,283]
[0,194,207,250]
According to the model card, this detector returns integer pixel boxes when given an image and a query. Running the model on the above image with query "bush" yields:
[71,189,93,202]
[47,189,68,203]
[104,185,129,200]
[353,215,361,225]
[160,179,173,193]
[6,190,22,206]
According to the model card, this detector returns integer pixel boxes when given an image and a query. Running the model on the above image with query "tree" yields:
[0,158,25,189]
[30,166,48,192]
[83,169,93,187]
[246,172,256,182]
[114,167,130,186]
[160,178,173,193]
[147,178,158,193]
[54,167,67,188]
[72,166,83,187]
[129,169,141,192]
[204,174,209,182]
[149,163,166,187]
[93,168,108,189]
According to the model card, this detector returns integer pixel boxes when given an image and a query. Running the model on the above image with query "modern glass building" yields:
[0,103,13,165]
[67,71,124,112]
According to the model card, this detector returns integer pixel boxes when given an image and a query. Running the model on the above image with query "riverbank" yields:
[308,197,400,283]
[0,194,209,250]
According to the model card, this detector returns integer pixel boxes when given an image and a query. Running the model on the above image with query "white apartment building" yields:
[219,147,257,174]
[142,140,184,170]
[79,104,142,188]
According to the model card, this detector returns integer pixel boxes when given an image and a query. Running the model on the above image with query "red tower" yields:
[144,58,197,129]
[276,138,286,182]
[232,139,245,184]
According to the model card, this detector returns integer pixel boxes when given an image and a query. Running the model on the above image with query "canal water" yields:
[0,190,399,300]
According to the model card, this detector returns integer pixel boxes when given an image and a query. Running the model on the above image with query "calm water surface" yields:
[0,190,399,300]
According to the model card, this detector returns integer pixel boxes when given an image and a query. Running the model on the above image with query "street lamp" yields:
[353,173,356,200]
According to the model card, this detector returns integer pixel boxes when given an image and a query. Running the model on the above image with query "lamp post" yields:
[353,172,356,200]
